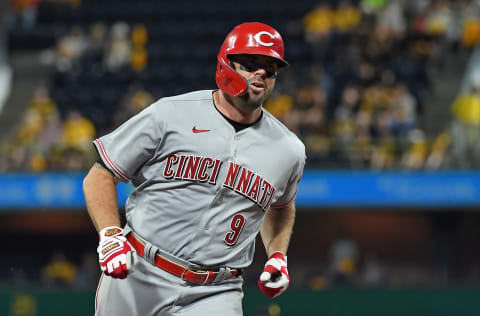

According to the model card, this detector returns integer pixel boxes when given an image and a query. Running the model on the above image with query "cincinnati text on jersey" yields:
[163,154,276,211]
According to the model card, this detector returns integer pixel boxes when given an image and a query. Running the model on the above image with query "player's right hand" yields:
[97,226,137,279]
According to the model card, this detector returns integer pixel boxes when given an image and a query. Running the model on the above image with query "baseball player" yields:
[83,22,306,316]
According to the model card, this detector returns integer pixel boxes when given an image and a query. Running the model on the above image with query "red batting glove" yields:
[258,251,290,298]
[97,226,137,279]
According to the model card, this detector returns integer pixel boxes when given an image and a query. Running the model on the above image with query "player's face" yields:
[230,54,279,107]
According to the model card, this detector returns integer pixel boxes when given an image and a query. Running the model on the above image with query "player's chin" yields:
[248,96,266,108]
[249,88,271,104]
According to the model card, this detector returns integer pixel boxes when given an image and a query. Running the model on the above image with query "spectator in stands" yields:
[327,230,360,286]
[113,84,154,127]
[0,142,27,171]
[425,132,451,169]
[75,252,101,289]
[333,85,361,151]
[400,128,429,169]
[61,110,95,150]
[28,87,63,162]
[376,0,407,37]
[282,86,326,138]
[391,83,417,139]
[131,24,148,72]
[354,62,376,88]
[6,0,39,31]
[450,85,480,168]
[334,0,362,33]
[423,0,454,38]
[131,24,148,47]
[264,91,294,125]
[462,17,480,49]
[9,102,50,172]
[56,25,88,72]
[14,107,43,147]
[282,86,329,163]
[42,251,77,287]
[85,22,108,61]
[369,109,396,170]
[38,108,62,152]
[60,110,96,170]
[131,46,148,72]
[104,22,132,71]
[361,252,388,287]
[303,2,334,43]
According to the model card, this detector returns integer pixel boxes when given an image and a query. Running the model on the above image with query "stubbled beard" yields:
[224,79,274,112]
[245,81,274,108]
[236,90,267,110]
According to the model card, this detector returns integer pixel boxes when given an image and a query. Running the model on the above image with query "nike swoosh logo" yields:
[192,126,211,133]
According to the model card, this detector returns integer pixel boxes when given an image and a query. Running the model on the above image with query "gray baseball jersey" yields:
[94,89,305,269]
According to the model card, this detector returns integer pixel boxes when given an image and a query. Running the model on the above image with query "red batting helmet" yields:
[216,22,289,97]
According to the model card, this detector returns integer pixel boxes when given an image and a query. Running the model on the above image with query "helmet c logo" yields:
[253,31,275,47]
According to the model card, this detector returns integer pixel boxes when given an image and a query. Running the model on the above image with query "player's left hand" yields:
[258,251,290,298]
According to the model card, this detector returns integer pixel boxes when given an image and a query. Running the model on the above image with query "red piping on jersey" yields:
[95,139,130,182]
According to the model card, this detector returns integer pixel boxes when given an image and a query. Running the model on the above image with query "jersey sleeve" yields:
[271,148,306,208]
[93,103,164,182]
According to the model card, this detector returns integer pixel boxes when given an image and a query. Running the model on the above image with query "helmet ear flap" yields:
[215,55,249,97]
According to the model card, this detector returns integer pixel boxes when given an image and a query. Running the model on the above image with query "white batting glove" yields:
[258,251,290,298]
[97,226,138,279]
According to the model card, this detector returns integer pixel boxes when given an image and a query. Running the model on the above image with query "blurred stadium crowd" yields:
[1,0,480,172]
[0,0,480,295]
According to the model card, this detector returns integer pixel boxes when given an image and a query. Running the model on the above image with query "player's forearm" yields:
[83,163,122,232]
[260,202,296,256]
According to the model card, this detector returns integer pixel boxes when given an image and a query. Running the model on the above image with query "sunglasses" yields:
[230,58,279,79]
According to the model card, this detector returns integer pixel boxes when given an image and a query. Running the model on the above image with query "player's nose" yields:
[253,67,267,78]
